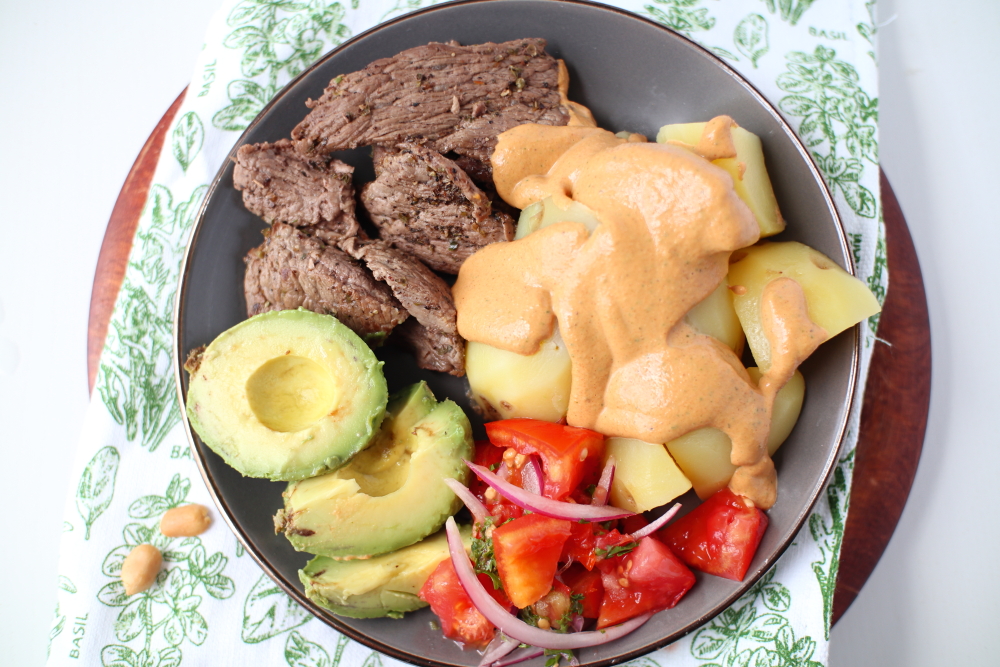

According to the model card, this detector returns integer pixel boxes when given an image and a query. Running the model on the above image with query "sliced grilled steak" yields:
[341,237,465,375]
[394,319,465,376]
[291,39,568,159]
[244,223,407,340]
[360,143,515,274]
[233,139,360,243]
[452,154,493,185]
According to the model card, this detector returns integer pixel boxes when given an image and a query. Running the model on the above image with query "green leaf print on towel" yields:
[643,0,715,37]
[243,573,311,643]
[689,568,818,666]
[98,185,207,453]
[777,46,879,218]
[857,0,878,62]
[58,575,79,594]
[171,112,204,173]
[97,475,234,666]
[867,214,888,330]
[285,631,338,667]
[759,0,816,26]
[809,448,854,639]
[215,0,352,132]
[77,446,121,539]
[48,604,66,658]
[734,14,769,68]
[381,0,446,21]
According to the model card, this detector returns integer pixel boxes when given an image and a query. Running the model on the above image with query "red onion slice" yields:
[479,634,521,667]
[467,462,634,522]
[444,478,488,525]
[629,503,682,540]
[494,647,544,667]
[521,456,545,497]
[446,517,652,649]
[592,457,615,506]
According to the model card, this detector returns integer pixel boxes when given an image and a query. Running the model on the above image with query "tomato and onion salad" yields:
[418,420,771,660]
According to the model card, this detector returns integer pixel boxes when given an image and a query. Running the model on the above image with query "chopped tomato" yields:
[596,536,695,628]
[562,524,639,570]
[561,564,603,618]
[478,571,514,610]
[620,514,649,536]
[531,580,573,628]
[485,419,605,500]
[659,487,768,582]
[419,558,494,648]
[471,440,524,526]
[492,513,573,608]
[593,528,635,558]
[561,522,599,570]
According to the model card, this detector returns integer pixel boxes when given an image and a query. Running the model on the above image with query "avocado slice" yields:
[185,309,387,481]
[299,525,472,619]
[275,381,473,558]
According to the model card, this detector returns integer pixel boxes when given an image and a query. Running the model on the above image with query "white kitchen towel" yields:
[46,1,887,666]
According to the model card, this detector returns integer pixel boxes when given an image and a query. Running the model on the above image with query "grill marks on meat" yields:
[341,238,465,375]
[291,39,567,159]
[361,143,514,274]
[233,139,360,243]
[244,223,407,340]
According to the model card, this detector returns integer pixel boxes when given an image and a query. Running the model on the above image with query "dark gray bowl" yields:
[174,1,857,665]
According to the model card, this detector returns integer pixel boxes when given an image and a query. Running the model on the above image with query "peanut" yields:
[121,544,162,596]
[160,504,211,537]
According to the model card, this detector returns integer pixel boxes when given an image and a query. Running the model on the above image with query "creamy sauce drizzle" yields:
[455,121,827,509]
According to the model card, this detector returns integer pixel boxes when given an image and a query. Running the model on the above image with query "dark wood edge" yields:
[87,96,930,625]
[87,88,187,392]
[831,170,931,623]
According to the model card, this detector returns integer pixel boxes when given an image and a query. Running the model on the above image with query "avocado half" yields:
[299,525,471,619]
[185,309,387,481]
[275,381,472,558]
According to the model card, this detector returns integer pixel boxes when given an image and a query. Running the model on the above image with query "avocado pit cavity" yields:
[246,355,339,433]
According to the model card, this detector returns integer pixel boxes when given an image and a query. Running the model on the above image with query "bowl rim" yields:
[173,0,859,664]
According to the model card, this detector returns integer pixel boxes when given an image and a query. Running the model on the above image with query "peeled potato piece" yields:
[657,121,785,237]
[727,241,882,371]
[603,437,692,513]
[665,369,805,499]
[685,280,745,355]
[466,329,572,423]
[515,196,602,240]
[466,198,601,423]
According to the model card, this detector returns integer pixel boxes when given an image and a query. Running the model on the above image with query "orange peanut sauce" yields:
[454,120,826,509]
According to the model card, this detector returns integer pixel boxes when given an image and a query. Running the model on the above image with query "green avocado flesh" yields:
[299,525,471,619]
[185,309,387,481]
[276,381,473,558]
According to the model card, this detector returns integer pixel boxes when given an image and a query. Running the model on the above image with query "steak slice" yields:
[233,139,360,243]
[341,237,465,375]
[360,143,515,274]
[394,319,465,376]
[291,39,568,159]
[244,223,407,340]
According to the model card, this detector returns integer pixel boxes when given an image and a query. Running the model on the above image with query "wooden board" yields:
[86,90,930,625]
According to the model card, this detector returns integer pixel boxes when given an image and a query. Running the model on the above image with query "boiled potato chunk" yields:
[657,121,785,237]
[665,369,805,499]
[466,329,571,423]
[685,280,745,355]
[604,437,692,512]
[727,241,882,371]
[664,428,735,501]
[515,196,601,240]
[748,367,805,450]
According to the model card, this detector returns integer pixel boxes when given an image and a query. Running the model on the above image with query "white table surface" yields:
[2,0,998,664]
